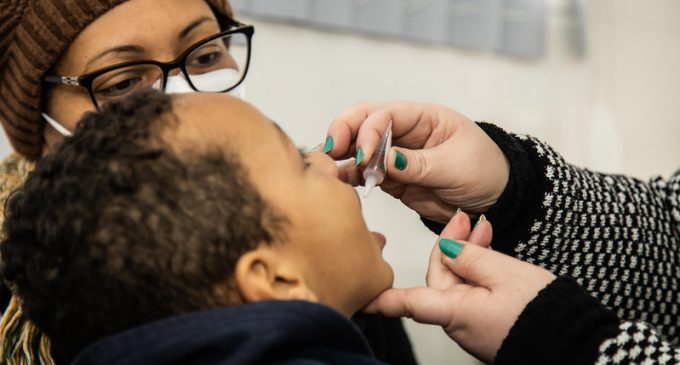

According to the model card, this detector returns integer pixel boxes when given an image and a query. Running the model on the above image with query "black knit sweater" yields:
[424,123,679,364]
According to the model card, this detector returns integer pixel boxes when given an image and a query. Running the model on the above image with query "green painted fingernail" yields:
[355,147,364,166]
[394,150,407,170]
[439,239,464,259]
[323,136,334,153]
[454,208,461,216]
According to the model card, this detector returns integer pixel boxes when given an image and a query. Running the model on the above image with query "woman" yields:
[326,101,679,363]
[0,1,415,364]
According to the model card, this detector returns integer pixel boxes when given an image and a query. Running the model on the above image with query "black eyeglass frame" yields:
[44,20,254,109]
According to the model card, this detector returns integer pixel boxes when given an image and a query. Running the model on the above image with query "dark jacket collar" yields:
[72,300,378,365]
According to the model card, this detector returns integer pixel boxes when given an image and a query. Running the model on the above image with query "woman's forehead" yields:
[60,0,219,73]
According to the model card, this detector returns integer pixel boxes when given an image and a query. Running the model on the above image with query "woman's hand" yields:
[365,213,556,364]
[327,101,509,223]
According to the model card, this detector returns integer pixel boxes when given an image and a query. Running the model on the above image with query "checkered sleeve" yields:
[495,276,680,365]
[475,123,680,345]
[595,321,680,365]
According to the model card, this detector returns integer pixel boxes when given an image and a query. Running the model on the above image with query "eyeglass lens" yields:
[90,32,248,106]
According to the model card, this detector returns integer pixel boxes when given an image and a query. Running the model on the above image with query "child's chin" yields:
[383,265,395,288]
[373,266,396,298]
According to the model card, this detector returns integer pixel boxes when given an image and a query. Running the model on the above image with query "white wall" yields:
[233,1,680,364]
[0,1,677,364]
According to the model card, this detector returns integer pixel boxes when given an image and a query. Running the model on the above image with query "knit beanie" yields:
[0,0,233,159]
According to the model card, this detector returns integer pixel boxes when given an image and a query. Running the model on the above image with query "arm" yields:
[496,276,680,365]
[367,223,679,365]
[423,123,680,343]
[326,102,678,343]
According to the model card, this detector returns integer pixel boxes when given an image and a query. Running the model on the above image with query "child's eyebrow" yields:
[271,121,291,146]
[270,121,308,169]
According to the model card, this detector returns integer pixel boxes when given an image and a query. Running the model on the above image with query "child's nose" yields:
[307,151,339,178]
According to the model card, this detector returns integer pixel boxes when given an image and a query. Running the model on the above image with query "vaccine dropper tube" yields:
[363,122,392,197]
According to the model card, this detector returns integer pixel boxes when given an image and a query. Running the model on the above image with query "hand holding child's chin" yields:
[362,211,492,312]
[362,213,559,363]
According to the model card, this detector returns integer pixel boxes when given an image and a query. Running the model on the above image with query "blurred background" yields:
[2,1,677,364]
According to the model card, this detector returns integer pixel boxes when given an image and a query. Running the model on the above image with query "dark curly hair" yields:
[0,90,284,362]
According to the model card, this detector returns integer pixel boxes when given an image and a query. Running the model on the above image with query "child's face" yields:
[171,94,393,315]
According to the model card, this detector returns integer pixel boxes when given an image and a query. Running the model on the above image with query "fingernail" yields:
[454,208,461,217]
[473,214,487,229]
[439,239,464,259]
[355,147,364,166]
[323,136,334,154]
[394,150,407,171]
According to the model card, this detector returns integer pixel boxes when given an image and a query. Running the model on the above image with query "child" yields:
[0,90,394,364]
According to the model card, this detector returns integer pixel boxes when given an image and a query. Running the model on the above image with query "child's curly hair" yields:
[0,90,284,362]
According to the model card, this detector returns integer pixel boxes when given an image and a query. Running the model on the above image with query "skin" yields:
[38,0,389,317]
[44,0,224,151]
[169,93,394,316]
[35,0,535,352]
[328,102,558,362]
[366,212,556,363]
[327,101,511,221]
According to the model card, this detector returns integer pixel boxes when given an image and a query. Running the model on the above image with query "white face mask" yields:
[44,68,246,137]
[164,68,246,99]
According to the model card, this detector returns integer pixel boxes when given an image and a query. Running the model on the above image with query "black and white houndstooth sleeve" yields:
[466,122,680,344]
[421,122,679,361]
[494,276,680,365]
[596,321,680,364]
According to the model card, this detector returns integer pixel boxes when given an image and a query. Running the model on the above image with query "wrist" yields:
[474,122,541,252]
[495,276,620,365]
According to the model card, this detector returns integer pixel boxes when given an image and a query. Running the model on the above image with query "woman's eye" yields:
[97,77,141,97]
[191,51,223,67]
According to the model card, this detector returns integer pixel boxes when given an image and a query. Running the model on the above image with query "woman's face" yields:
[44,0,223,150]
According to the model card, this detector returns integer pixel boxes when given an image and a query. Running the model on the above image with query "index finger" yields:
[329,101,437,167]
[427,210,471,289]
[325,102,383,160]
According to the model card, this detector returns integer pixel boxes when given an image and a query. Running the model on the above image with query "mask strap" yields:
[231,83,246,99]
[42,113,73,137]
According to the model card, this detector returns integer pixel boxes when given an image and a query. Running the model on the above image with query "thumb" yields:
[386,146,434,185]
[438,239,510,287]
[363,287,463,327]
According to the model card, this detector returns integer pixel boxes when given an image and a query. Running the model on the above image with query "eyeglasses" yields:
[44,21,254,109]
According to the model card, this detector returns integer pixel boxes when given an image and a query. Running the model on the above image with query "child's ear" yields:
[235,248,318,303]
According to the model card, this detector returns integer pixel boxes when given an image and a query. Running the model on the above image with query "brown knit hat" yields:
[0,0,233,159]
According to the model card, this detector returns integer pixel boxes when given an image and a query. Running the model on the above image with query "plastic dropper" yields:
[362,122,392,198]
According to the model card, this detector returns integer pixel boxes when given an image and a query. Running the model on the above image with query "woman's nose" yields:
[168,68,183,77]
[307,151,339,178]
